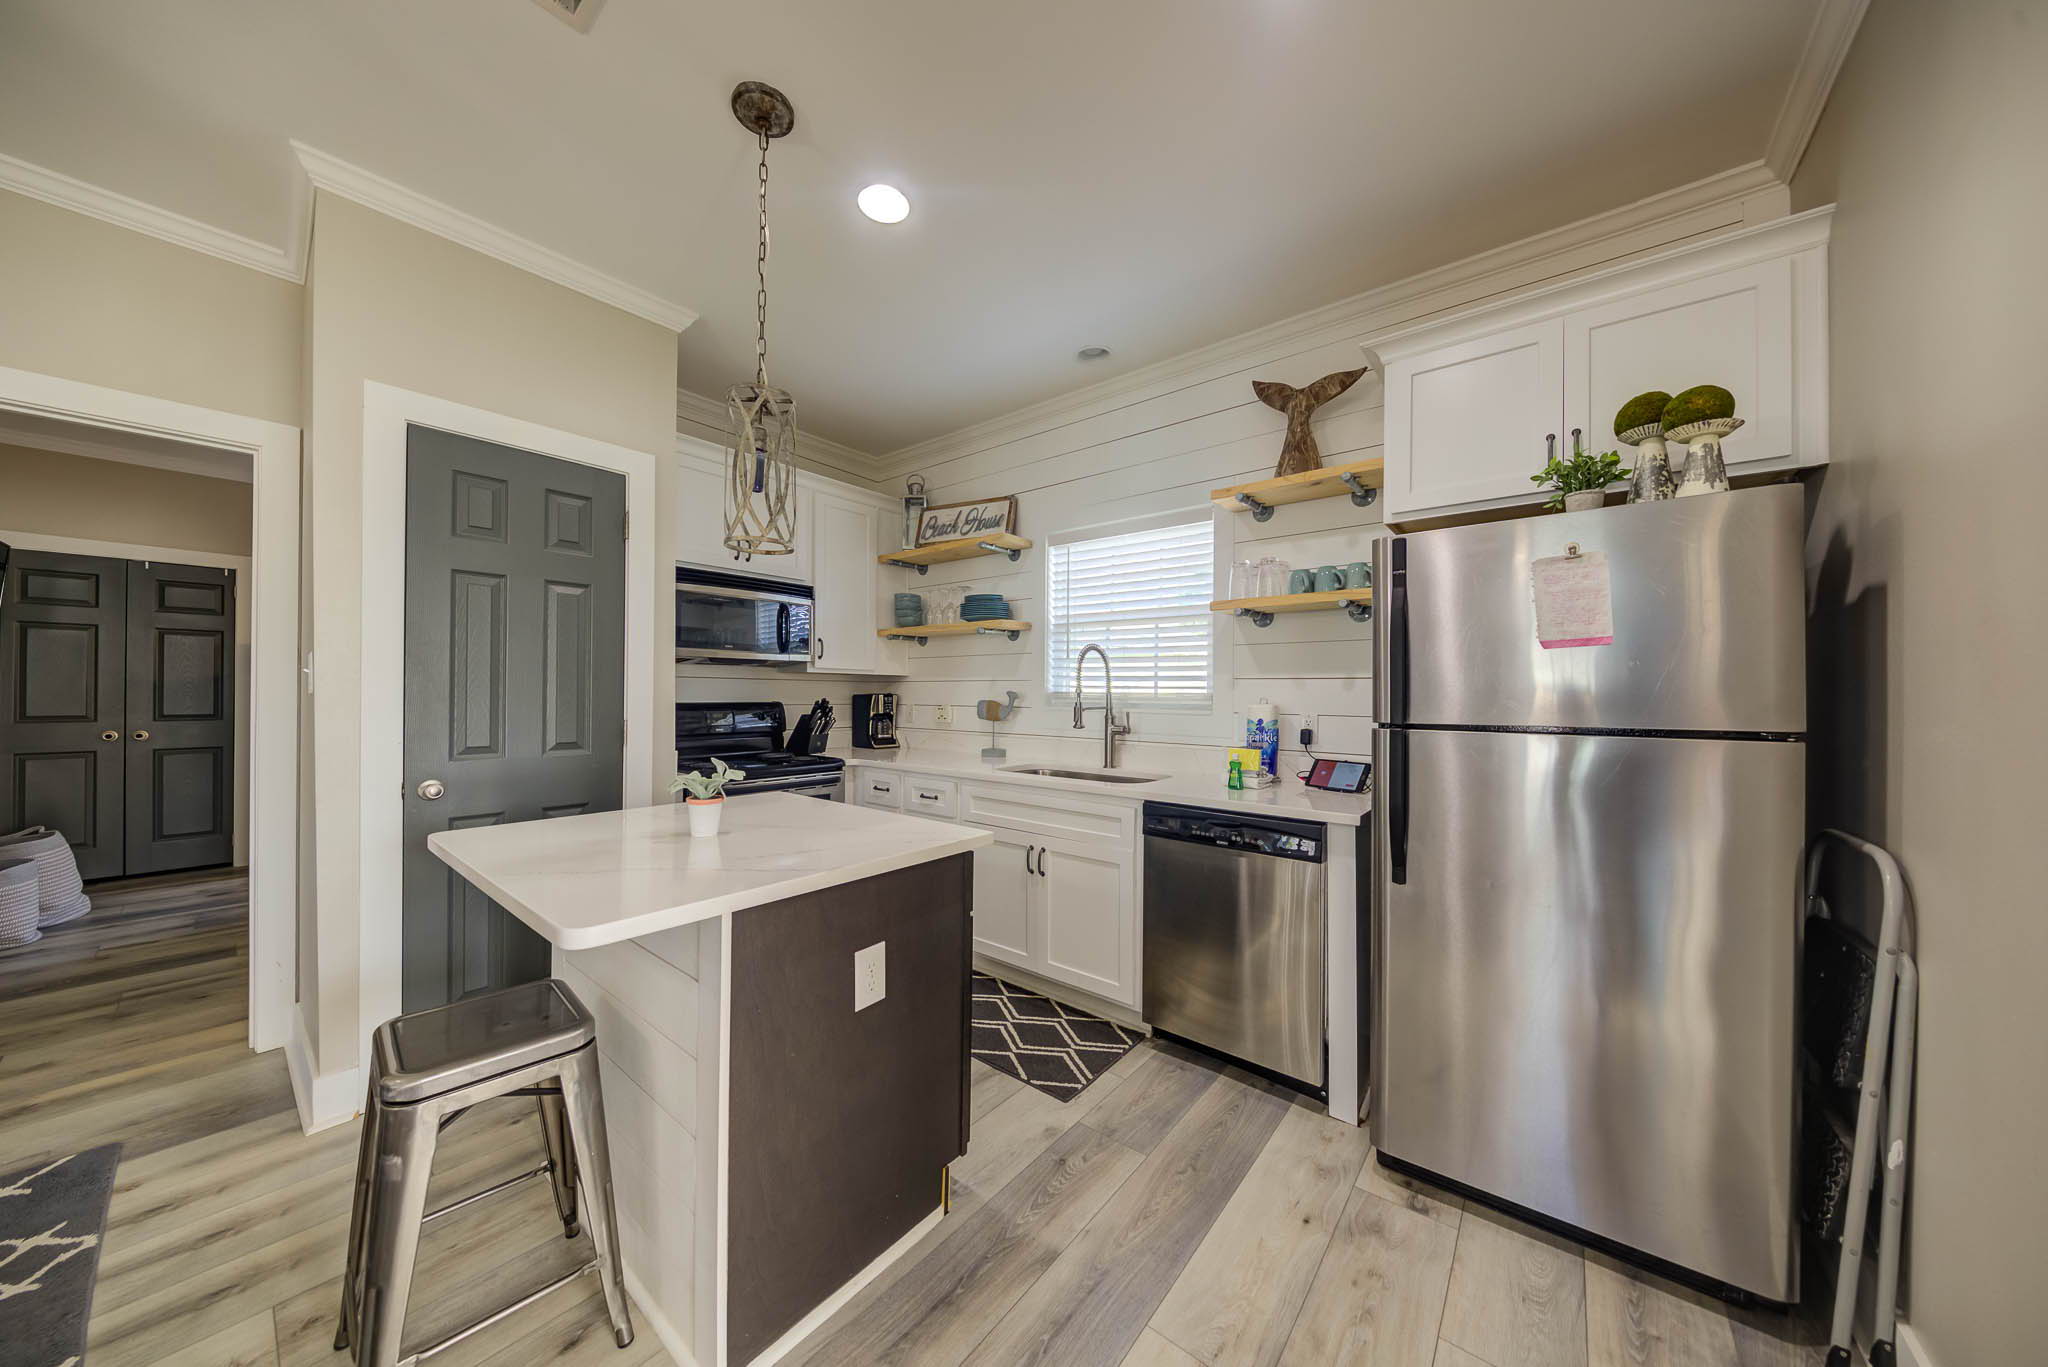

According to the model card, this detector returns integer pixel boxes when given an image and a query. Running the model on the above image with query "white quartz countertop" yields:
[428,794,991,949]
[837,748,1373,826]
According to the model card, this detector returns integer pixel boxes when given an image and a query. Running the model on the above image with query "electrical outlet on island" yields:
[854,941,886,1012]
[933,704,953,727]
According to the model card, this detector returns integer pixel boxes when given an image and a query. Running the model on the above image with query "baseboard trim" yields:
[284,1008,361,1134]
[622,1266,699,1367]
[745,1204,945,1367]
[1893,1321,1937,1367]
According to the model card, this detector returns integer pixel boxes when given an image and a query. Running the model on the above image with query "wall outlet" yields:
[933,704,953,727]
[853,941,886,1012]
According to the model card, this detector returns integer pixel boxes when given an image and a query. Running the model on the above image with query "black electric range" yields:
[675,701,845,799]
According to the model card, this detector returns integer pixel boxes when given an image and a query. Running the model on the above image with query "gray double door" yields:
[403,426,627,1012]
[0,550,237,880]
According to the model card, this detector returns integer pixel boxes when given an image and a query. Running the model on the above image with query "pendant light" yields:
[723,81,799,560]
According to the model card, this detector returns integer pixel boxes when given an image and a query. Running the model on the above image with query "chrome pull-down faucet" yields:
[1071,643,1131,769]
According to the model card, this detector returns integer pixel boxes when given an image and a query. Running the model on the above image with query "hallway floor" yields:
[0,870,1828,1366]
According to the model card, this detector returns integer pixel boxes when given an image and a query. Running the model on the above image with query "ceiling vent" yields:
[529,0,602,32]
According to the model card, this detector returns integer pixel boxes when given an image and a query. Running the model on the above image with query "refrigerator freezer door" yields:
[1372,725,1801,1299]
[1388,484,1805,734]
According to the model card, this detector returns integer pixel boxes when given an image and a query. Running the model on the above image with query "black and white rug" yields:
[0,1144,121,1367]
[971,974,1143,1102]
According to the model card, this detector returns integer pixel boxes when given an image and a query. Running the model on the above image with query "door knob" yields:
[131,729,150,741]
[416,779,446,801]
[101,730,119,742]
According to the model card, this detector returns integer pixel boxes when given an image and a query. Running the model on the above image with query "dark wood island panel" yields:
[726,853,973,1363]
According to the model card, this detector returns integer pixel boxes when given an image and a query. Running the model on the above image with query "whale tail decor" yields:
[1252,366,1368,476]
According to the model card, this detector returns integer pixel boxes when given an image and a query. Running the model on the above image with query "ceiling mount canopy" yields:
[723,80,799,561]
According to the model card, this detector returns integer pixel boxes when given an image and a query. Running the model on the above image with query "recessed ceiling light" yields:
[857,184,910,224]
[1077,346,1111,361]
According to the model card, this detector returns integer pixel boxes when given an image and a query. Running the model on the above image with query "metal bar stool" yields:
[334,979,633,1366]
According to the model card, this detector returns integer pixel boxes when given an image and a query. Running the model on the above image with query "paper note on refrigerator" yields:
[1530,551,1614,648]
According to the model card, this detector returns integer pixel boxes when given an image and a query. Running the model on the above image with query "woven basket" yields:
[0,857,39,947]
[4,829,92,927]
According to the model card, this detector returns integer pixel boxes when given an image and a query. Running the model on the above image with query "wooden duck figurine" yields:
[1252,366,1368,476]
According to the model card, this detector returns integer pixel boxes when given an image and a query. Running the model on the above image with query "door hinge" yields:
[622,510,631,541]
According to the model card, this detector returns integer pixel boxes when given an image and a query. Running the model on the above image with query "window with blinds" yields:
[1045,517,1215,707]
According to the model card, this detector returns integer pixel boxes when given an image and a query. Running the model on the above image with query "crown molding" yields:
[1763,0,1872,182]
[675,386,883,480]
[292,141,697,333]
[0,150,305,281]
[872,158,1782,479]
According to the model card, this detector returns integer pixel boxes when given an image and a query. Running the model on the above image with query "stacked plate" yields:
[961,594,1012,621]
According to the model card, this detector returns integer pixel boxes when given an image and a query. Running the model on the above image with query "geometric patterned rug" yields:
[0,1143,121,1367]
[971,973,1144,1102]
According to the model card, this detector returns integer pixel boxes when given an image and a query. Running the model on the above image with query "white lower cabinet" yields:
[960,782,1138,1008]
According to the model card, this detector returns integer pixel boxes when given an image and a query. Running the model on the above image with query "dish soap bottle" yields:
[1246,697,1280,778]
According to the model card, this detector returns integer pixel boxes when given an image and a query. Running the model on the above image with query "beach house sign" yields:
[914,496,1019,547]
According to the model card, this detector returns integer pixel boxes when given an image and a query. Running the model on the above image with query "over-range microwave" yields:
[675,568,813,666]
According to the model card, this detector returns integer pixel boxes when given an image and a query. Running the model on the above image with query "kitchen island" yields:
[428,795,991,1367]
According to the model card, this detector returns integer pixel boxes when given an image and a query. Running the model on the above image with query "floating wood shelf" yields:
[1210,589,1373,628]
[879,532,1033,575]
[1210,458,1385,521]
[877,619,1031,645]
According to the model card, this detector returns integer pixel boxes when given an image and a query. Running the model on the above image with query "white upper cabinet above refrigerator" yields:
[1373,208,1830,527]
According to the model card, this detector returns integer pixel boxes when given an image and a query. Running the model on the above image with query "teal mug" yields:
[1287,569,1315,595]
[1314,565,1344,593]
[1344,562,1371,589]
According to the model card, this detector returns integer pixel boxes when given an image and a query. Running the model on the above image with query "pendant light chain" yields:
[755,129,770,389]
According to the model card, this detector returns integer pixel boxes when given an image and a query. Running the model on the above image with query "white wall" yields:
[1791,2,2046,1362]
[881,182,1789,775]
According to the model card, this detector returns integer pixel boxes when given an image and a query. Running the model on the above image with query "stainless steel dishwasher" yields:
[1142,802,1327,1089]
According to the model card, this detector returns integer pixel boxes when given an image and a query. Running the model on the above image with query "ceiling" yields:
[0,0,1824,456]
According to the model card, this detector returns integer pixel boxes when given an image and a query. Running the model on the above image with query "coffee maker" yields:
[851,692,899,749]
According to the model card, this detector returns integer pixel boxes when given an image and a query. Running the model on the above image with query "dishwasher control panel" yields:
[1141,803,1325,862]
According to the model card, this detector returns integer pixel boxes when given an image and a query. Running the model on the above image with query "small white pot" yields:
[1562,490,1605,513]
[686,797,725,837]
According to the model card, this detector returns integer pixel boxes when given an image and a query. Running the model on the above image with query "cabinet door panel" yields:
[1565,257,1795,471]
[1038,842,1130,1004]
[1385,318,1563,518]
[810,495,879,674]
[970,826,1034,967]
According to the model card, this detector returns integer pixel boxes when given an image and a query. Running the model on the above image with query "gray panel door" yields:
[0,550,128,880]
[123,562,237,875]
[1372,725,1801,1298]
[403,425,627,1011]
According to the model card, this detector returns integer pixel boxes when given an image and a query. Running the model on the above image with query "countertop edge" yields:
[427,822,994,950]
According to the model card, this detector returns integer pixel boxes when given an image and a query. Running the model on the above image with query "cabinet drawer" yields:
[853,771,902,809]
[960,784,1135,849]
[903,776,958,818]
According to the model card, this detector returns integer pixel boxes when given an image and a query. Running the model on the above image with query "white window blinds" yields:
[1045,517,1215,706]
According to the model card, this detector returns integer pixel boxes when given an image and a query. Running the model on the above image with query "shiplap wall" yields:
[878,182,1789,774]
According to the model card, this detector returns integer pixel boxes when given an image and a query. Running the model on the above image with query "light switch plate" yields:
[854,941,886,1011]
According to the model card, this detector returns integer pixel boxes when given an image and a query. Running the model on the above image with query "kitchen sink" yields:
[997,766,1161,784]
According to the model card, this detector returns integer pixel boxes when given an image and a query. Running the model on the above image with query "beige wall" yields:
[0,189,302,427]
[302,192,679,1073]
[1791,2,2046,1362]
[0,441,252,555]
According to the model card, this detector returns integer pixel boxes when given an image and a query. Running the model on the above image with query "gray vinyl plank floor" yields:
[0,869,1829,1367]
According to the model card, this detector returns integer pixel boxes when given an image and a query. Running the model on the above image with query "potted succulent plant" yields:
[1531,446,1631,512]
[669,757,745,836]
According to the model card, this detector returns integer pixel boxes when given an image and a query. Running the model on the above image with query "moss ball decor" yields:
[1661,384,1737,431]
[1614,391,1672,440]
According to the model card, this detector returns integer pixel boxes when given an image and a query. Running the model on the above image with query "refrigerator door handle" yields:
[1386,538,1409,725]
[1386,728,1409,885]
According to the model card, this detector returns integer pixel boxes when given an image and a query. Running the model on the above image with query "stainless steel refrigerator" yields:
[1370,484,1805,1302]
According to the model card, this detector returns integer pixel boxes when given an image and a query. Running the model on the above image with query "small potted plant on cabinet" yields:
[1532,445,1631,513]
[669,757,745,836]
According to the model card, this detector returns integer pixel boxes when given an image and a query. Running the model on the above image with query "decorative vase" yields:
[1617,423,1676,502]
[1666,417,1744,497]
[1562,490,1604,513]
[687,797,725,837]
